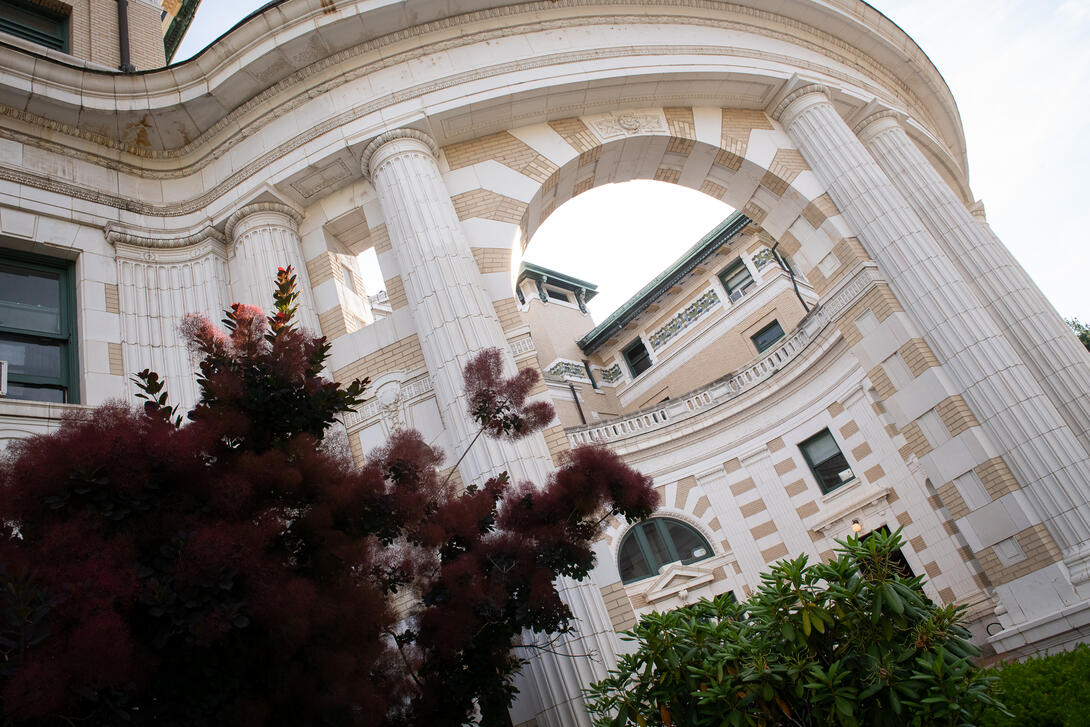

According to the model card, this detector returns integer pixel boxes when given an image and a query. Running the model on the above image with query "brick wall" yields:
[46,0,165,69]
[333,335,425,384]
[599,581,637,632]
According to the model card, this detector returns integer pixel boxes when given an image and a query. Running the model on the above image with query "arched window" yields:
[617,518,713,583]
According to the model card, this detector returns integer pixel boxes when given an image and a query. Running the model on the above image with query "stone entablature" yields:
[0,0,971,231]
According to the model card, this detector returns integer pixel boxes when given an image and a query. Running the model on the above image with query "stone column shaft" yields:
[226,203,321,333]
[362,130,554,487]
[775,88,1090,570]
[362,129,614,726]
[859,113,1090,457]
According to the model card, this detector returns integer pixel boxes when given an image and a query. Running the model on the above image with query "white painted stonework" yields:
[1,2,1090,724]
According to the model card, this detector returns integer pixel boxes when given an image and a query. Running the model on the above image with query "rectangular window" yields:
[546,287,570,303]
[751,320,785,353]
[0,251,77,403]
[341,264,358,295]
[623,338,652,379]
[799,428,854,494]
[718,259,755,302]
[0,0,69,53]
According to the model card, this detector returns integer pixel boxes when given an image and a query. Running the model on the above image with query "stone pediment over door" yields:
[644,563,717,606]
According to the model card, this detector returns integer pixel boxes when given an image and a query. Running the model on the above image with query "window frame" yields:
[798,428,854,494]
[0,0,70,53]
[718,258,755,302]
[751,319,785,353]
[618,517,713,584]
[0,249,79,403]
[545,287,571,303]
[622,338,652,379]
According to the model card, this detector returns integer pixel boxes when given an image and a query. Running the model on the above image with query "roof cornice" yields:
[578,211,750,355]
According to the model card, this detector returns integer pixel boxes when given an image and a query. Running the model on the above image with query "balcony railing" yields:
[565,264,879,448]
[567,323,812,447]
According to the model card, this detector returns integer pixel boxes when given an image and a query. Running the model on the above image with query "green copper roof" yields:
[517,261,599,301]
[164,0,202,63]
[577,211,750,354]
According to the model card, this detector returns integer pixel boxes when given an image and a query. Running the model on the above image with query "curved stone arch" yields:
[433,107,849,294]
[0,0,981,235]
[519,133,821,249]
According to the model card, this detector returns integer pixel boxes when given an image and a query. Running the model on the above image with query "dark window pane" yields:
[720,260,754,297]
[641,522,672,571]
[546,288,570,303]
[0,334,62,378]
[618,534,653,583]
[0,1,67,52]
[752,320,785,353]
[0,264,61,333]
[624,339,652,378]
[800,429,854,493]
[6,382,65,403]
[812,453,853,491]
[802,430,840,463]
[665,520,711,563]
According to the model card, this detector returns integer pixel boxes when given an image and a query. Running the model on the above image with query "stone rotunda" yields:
[0,1,1088,724]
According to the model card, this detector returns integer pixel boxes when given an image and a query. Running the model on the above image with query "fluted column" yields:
[360,129,555,488]
[108,229,230,410]
[857,111,1090,456]
[773,86,1090,581]
[361,129,615,726]
[225,203,320,333]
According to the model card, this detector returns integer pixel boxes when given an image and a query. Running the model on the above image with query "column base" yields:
[1064,543,1090,598]
[988,597,1090,657]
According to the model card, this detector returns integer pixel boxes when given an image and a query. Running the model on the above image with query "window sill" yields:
[0,397,88,414]
[820,477,860,503]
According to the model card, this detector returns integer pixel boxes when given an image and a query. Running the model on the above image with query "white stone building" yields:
[1,1,1089,725]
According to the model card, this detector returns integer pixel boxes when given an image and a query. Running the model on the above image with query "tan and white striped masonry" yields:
[858,112,1090,462]
[777,87,1090,594]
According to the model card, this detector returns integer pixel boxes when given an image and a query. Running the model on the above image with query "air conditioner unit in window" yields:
[728,289,744,303]
[0,360,7,397]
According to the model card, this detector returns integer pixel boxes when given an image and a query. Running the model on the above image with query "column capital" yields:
[853,109,904,143]
[224,202,303,241]
[106,224,226,251]
[360,128,441,179]
[769,83,831,125]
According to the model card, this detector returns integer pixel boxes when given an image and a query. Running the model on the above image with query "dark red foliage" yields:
[464,347,555,438]
[0,267,657,727]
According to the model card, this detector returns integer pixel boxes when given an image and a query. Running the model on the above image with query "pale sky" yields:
[176,1,1090,323]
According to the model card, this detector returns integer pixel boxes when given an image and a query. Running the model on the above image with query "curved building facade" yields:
[0,2,1089,724]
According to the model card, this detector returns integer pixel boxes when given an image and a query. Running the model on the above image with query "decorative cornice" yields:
[105,224,225,250]
[0,3,968,215]
[163,0,202,64]
[852,109,903,141]
[769,83,830,123]
[0,2,948,168]
[224,202,304,240]
[360,129,440,180]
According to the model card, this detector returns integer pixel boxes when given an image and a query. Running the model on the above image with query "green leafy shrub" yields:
[979,644,1090,727]
[586,529,1005,726]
